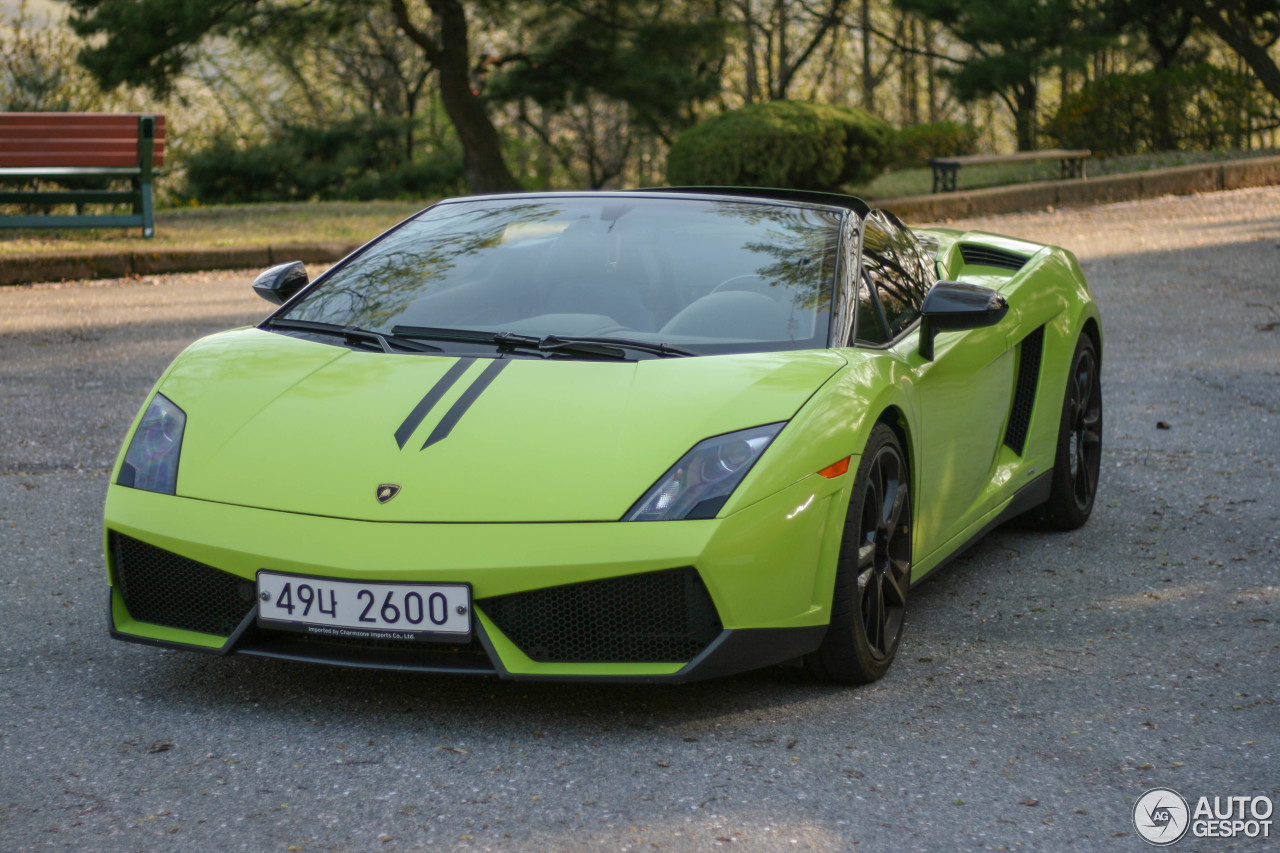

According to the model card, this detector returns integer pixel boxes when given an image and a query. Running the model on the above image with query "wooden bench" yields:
[928,149,1090,194]
[0,113,166,238]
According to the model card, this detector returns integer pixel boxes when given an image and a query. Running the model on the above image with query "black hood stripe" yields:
[394,358,476,449]
[422,359,510,450]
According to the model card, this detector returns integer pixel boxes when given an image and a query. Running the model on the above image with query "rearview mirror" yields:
[919,281,1008,361]
[252,261,309,305]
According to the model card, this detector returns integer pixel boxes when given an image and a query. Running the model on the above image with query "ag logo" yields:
[376,483,401,504]
[1134,787,1190,845]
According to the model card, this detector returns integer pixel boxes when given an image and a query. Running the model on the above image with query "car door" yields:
[858,211,1021,564]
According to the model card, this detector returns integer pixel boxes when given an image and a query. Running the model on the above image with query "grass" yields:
[0,199,428,256]
[852,148,1280,199]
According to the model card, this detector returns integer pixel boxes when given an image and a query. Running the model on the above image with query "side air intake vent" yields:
[479,567,722,663]
[110,532,255,637]
[960,244,1029,271]
[1004,325,1045,454]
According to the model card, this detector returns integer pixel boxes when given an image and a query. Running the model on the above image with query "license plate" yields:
[256,572,471,641]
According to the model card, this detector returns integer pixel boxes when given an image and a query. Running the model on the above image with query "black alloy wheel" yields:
[1067,343,1103,511]
[1023,334,1103,530]
[806,422,912,684]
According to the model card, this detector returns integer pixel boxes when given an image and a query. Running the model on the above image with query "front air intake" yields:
[110,532,255,637]
[478,567,722,663]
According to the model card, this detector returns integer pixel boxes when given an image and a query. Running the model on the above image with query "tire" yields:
[1021,333,1102,530]
[806,423,912,684]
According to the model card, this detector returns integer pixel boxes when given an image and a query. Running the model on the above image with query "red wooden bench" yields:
[0,113,166,238]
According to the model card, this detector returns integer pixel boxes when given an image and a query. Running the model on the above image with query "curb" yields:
[873,154,1280,221]
[0,241,362,287]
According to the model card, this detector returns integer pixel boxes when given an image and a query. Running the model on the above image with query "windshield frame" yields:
[262,190,864,357]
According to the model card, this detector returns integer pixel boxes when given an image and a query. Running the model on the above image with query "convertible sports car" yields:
[104,188,1102,683]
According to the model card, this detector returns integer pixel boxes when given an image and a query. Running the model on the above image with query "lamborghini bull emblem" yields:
[376,483,401,504]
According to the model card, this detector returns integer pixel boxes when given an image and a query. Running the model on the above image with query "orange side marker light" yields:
[817,457,851,479]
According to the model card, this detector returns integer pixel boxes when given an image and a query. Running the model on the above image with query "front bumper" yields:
[103,473,846,682]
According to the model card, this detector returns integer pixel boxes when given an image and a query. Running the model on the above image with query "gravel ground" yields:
[0,189,1276,852]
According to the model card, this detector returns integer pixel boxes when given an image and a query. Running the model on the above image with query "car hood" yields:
[157,329,846,522]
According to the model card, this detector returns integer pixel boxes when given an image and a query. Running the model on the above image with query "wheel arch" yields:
[803,407,914,683]
[875,405,913,481]
[874,403,917,552]
[1080,315,1102,361]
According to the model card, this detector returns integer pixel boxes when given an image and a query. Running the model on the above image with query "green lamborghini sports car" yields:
[104,188,1102,683]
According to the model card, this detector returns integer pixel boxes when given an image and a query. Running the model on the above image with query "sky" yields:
[2,1,64,23]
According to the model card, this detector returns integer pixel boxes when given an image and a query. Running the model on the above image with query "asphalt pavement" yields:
[1,189,1277,852]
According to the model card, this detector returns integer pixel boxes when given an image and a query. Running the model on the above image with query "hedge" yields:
[666,101,893,191]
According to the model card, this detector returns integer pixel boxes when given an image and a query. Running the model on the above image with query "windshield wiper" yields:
[391,325,697,359]
[389,325,530,347]
[542,335,698,358]
[264,318,444,354]
[391,325,624,359]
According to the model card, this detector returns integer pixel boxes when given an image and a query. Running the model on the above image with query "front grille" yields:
[478,567,722,663]
[960,243,1029,271]
[110,532,255,637]
[1004,325,1045,454]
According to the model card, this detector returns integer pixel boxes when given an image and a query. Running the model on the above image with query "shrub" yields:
[890,121,979,168]
[665,100,893,191]
[183,138,294,204]
[184,116,464,204]
[1046,64,1262,156]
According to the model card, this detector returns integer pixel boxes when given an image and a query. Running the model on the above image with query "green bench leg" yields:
[931,165,958,193]
[1060,159,1086,180]
[139,179,154,238]
[138,115,156,238]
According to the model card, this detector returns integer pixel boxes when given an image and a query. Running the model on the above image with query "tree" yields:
[893,0,1113,150]
[386,0,520,191]
[266,5,436,161]
[728,0,851,103]
[1103,0,1205,150]
[1108,0,1201,70]
[67,0,521,193]
[1,3,104,111]
[485,2,725,144]
[480,0,726,186]
[1101,0,1280,148]
[851,0,902,115]
[1179,0,1280,105]
[1046,63,1266,154]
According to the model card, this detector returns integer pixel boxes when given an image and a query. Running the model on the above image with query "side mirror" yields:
[252,261,309,305]
[919,281,1008,361]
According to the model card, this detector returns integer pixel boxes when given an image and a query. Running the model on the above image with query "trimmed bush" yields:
[666,100,893,191]
[184,116,464,204]
[890,121,979,168]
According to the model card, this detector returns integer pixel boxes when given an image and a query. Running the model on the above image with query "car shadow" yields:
[103,513,1086,731]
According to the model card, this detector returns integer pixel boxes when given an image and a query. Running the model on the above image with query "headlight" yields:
[117,393,186,495]
[623,423,784,521]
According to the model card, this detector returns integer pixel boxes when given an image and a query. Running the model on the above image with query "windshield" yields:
[278,196,844,356]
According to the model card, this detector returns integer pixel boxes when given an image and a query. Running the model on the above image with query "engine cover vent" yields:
[960,244,1029,272]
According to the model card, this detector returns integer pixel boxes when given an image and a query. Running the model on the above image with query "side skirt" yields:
[910,470,1054,588]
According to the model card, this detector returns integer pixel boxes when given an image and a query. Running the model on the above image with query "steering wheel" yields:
[710,274,781,299]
